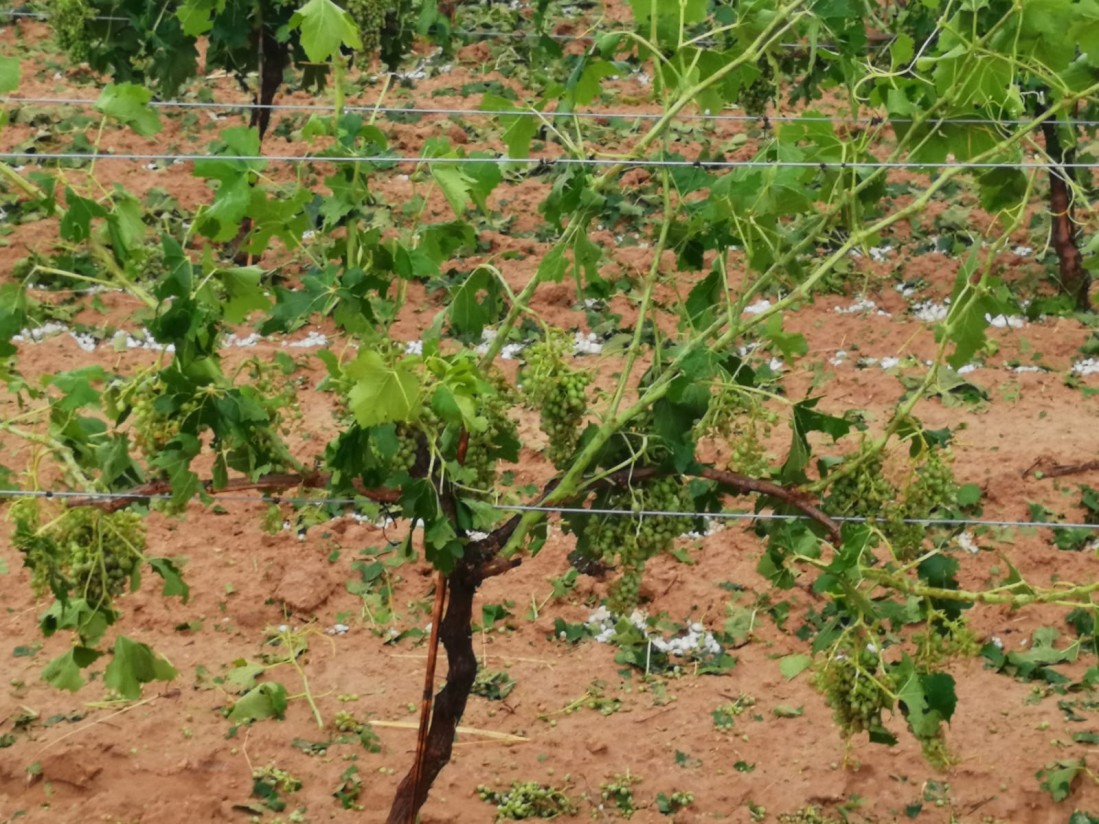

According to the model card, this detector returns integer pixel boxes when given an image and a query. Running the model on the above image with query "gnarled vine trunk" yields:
[1038,107,1090,311]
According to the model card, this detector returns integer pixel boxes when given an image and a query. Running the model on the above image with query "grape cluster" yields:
[814,646,894,737]
[522,334,592,469]
[344,0,387,65]
[477,782,577,820]
[728,417,772,478]
[885,448,958,559]
[121,378,194,459]
[825,446,896,520]
[902,449,956,518]
[740,57,776,116]
[50,0,93,63]
[585,477,687,614]
[11,501,146,607]
[461,375,519,495]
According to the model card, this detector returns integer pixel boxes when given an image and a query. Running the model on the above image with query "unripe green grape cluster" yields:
[124,378,201,459]
[902,448,956,518]
[49,0,94,63]
[825,446,896,520]
[885,448,958,559]
[739,57,776,116]
[11,501,145,607]
[477,782,576,819]
[587,477,687,613]
[462,386,519,496]
[522,334,592,468]
[727,416,772,478]
[814,646,894,736]
[344,0,387,65]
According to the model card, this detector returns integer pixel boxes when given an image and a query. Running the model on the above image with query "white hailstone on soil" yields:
[912,300,950,322]
[1072,359,1099,376]
[70,332,97,352]
[743,299,772,315]
[287,331,328,349]
[894,283,919,298]
[403,339,423,356]
[985,314,1025,329]
[835,297,878,314]
[13,321,69,342]
[879,356,901,369]
[956,531,980,554]
[223,332,259,348]
[574,332,603,355]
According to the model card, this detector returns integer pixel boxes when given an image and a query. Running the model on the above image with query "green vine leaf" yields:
[96,83,163,137]
[291,0,362,63]
[229,682,289,722]
[148,558,191,604]
[103,636,178,699]
[41,647,103,692]
[347,351,421,428]
[0,56,19,94]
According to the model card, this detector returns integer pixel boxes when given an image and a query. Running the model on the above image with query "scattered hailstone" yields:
[583,608,723,658]
[894,282,919,298]
[1013,245,1033,257]
[990,636,1004,649]
[985,313,1025,329]
[830,350,848,366]
[956,531,980,555]
[912,300,949,323]
[404,339,423,356]
[767,357,784,372]
[879,356,901,370]
[1011,365,1046,373]
[868,245,893,262]
[743,299,772,315]
[70,332,97,352]
[682,517,721,540]
[1073,358,1099,376]
[12,321,69,343]
[574,331,603,355]
[287,331,328,349]
[326,623,350,636]
[223,332,259,348]
[301,230,316,242]
[956,363,980,375]
[834,297,878,314]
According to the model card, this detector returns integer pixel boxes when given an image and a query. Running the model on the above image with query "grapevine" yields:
[5,0,1099,820]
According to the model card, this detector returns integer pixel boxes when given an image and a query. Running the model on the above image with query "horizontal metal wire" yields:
[1,149,1094,170]
[7,94,1099,128]
[1,487,1096,532]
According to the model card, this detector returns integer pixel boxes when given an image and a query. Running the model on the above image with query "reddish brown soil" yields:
[3,7,1099,824]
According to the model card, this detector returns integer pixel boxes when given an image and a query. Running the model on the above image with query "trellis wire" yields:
[2,149,1096,170]
[7,94,1099,129]
[0,488,1096,532]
